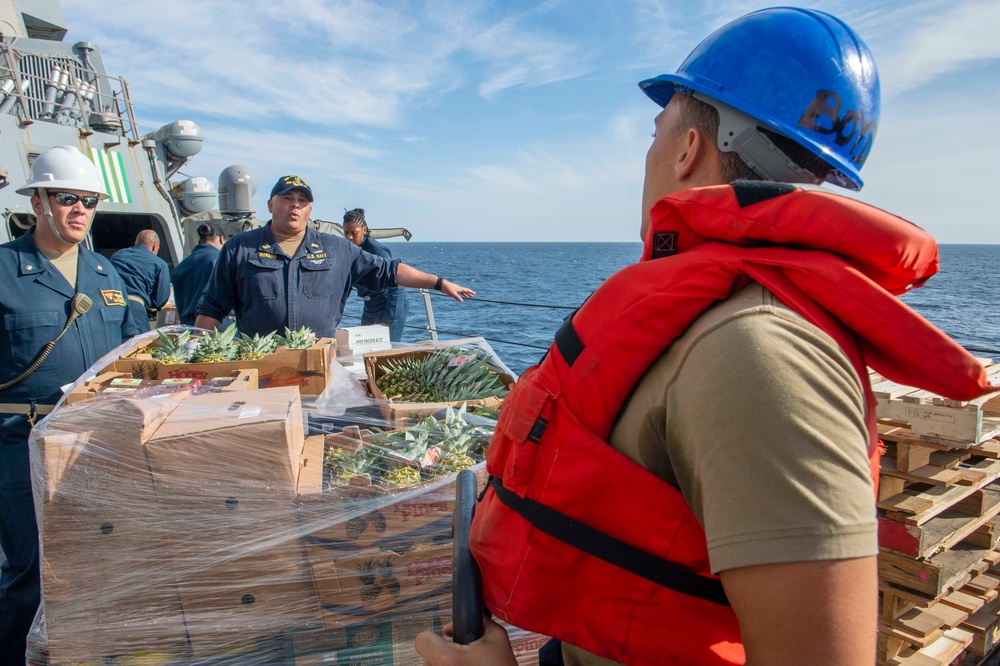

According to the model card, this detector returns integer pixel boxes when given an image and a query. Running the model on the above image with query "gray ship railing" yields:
[0,38,138,140]
[339,288,575,354]
[340,289,1000,363]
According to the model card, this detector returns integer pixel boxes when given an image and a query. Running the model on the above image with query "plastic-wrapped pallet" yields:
[25,332,543,666]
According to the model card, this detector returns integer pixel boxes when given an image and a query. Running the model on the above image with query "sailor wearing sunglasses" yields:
[0,145,141,663]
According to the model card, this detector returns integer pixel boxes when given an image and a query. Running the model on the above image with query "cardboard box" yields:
[176,543,323,655]
[307,542,453,628]
[299,434,326,495]
[336,325,392,357]
[297,466,488,551]
[109,336,336,395]
[286,609,445,666]
[140,387,323,652]
[34,387,321,661]
[144,386,306,501]
[364,341,513,425]
[62,368,259,406]
[36,399,189,662]
[155,302,179,327]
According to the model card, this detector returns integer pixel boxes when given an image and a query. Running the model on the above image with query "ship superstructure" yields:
[0,0,213,268]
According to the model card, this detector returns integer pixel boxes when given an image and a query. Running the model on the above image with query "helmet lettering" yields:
[798,90,878,167]
[797,90,842,134]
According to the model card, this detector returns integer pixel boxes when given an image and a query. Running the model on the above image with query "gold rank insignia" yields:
[310,242,320,248]
[101,289,126,307]
[282,175,308,188]
[258,251,278,259]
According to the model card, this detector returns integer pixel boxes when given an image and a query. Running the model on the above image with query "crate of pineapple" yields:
[62,368,259,406]
[298,404,494,553]
[364,337,515,425]
[107,325,336,395]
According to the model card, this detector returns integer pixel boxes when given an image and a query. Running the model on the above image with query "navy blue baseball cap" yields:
[269,175,313,201]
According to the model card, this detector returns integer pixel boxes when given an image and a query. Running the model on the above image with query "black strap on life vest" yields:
[554,317,584,367]
[488,477,730,606]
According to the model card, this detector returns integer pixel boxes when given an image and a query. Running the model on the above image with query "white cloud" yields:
[55,0,997,245]
[874,0,1000,98]
[464,17,588,100]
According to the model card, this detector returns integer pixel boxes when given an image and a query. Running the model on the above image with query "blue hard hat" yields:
[639,7,880,190]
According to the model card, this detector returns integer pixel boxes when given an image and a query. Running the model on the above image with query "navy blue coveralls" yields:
[196,222,398,338]
[171,243,220,326]
[0,229,139,662]
[108,244,171,333]
[357,236,409,342]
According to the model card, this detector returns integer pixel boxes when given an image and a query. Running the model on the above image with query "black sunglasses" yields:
[50,191,99,209]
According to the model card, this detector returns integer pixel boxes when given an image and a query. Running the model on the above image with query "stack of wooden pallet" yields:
[873,362,1000,665]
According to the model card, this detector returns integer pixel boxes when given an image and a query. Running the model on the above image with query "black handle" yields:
[452,468,485,644]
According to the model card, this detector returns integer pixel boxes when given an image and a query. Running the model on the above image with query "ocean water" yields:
[342,242,1000,376]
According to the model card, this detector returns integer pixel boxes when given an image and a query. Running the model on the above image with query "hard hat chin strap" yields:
[692,92,821,186]
[37,188,82,247]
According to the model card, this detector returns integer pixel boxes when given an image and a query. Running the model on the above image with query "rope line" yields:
[339,313,550,351]
[346,298,1000,359]
[966,346,1000,356]
[427,328,549,351]
[421,291,577,311]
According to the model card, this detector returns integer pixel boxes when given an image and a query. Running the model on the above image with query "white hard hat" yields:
[16,145,109,199]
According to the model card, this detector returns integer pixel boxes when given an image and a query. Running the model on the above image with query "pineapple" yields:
[236,331,278,360]
[366,405,493,481]
[277,326,317,350]
[433,405,488,474]
[149,330,193,364]
[375,346,508,403]
[433,451,477,474]
[325,446,379,487]
[367,426,432,463]
[382,466,421,488]
[191,327,238,363]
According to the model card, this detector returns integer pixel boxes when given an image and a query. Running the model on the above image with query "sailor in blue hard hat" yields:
[637,6,878,191]
[0,145,141,663]
[417,7,890,665]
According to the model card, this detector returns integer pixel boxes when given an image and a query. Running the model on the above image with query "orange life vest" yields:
[470,182,993,665]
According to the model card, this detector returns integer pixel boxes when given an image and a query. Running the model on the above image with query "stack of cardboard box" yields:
[35,386,322,662]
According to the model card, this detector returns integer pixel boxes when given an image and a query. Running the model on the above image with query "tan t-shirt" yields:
[275,235,305,259]
[562,283,877,666]
[39,247,79,289]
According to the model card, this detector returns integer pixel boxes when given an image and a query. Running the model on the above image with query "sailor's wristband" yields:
[434,276,444,291]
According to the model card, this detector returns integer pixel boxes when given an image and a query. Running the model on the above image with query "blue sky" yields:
[62,0,1000,243]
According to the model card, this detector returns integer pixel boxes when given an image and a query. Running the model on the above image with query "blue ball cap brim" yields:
[269,175,313,202]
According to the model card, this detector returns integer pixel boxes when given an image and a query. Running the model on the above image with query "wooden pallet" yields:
[880,545,994,599]
[880,628,974,666]
[880,482,1000,559]
[871,365,1000,446]
[874,363,1000,665]
[879,567,998,664]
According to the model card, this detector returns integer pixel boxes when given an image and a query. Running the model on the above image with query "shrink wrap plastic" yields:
[23,330,541,665]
